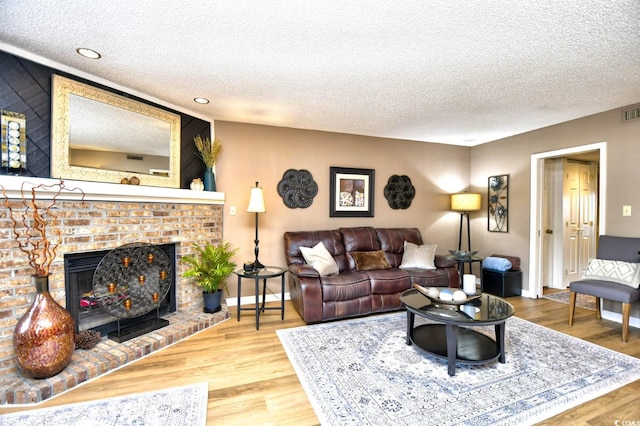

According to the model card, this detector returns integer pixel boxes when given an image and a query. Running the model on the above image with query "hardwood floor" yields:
[1,295,639,424]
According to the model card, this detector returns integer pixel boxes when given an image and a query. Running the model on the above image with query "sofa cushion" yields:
[284,230,349,272]
[366,269,412,294]
[376,228,423,267]
[399,241,437,270]
[319,272,371,301]
[350,250,391,271]
[582,258,640,288]
[300,242,339,276]
[405,267,452,287]
[340,227,381,251]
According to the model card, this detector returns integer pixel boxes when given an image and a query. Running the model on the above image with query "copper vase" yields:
[13,275,76,379]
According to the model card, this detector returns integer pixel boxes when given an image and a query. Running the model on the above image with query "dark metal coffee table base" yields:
[406,312,506,376]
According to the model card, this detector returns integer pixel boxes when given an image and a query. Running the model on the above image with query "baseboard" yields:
[520,289,536,298]
[602,309,640,329]
[226,292,291,307]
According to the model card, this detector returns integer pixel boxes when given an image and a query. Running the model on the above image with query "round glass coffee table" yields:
[400,288,515,376]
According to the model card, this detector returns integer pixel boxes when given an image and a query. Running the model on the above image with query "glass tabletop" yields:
[400,288,515,324]
[234,266,287,278]
[446,255,485,262]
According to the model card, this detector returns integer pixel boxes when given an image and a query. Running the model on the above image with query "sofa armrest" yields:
[288,264,320,278]
[434,254,456,268]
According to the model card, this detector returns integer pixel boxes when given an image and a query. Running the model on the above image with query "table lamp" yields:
[247,181,266,269]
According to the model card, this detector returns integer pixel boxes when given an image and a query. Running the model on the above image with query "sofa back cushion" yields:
[376,228,424,268]
[284,230,349,272]
[340,227,382,270]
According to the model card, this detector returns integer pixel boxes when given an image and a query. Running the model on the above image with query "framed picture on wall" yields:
[488,174,509,232]
[329,167,375,217]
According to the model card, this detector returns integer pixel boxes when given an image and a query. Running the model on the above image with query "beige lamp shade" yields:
[247,182,266,213]
[451,193,481,212]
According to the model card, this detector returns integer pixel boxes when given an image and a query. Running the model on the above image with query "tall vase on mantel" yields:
[204,167,216,192]
[13,275,75,379]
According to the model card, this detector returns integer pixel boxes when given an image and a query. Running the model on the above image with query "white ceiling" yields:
[1,0,639,146]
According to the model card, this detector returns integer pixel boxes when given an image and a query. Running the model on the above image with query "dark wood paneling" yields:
[0,50,210,188]
[0,51,52,177]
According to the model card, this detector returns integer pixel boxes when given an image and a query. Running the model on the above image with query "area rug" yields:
[278,312,640,425]
[543,290,596,311]
[0,382,208,425]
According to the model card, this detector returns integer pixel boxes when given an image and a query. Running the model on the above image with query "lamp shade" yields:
[451,193,481,212]
[247,182,266,213]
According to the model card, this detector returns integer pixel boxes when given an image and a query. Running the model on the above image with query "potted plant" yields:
[182,241,238,313]
[193,134,222,191]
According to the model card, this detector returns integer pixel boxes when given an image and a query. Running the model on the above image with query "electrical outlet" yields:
[623,205,631,216]
[230,206,236,216]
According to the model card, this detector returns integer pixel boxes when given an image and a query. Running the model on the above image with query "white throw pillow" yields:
[399,241,437,270]
[300,242,339,276]
[582,258,640,289]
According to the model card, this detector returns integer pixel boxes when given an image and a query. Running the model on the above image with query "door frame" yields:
[528,142,607,298]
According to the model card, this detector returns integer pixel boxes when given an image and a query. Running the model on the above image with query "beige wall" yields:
[470,107,640,293]
[214,106,640,299]
[214,122,470,297]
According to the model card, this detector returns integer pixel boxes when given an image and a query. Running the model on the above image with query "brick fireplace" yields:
[0,176,225,390]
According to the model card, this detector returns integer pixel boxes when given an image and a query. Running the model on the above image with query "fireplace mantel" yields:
[0,175,224,205]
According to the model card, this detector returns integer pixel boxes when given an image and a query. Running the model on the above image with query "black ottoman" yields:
[482,269,522,297]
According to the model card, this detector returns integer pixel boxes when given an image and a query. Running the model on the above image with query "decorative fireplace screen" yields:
[64,243,177,338]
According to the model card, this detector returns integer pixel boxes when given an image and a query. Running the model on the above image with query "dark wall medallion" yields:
[384,175,415,209]
[277,169,318,208]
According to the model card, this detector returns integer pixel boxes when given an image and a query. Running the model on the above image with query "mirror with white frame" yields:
[51,74,181,188]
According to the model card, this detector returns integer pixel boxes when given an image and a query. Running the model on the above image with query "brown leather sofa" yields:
[283,226,459,323]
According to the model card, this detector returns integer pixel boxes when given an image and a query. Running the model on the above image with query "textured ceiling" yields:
[1,1,639,146]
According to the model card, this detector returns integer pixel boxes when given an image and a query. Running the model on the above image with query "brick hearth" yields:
[0,307,229,404]
[0,176,225,404]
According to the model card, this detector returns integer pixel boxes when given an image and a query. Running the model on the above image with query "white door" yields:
[542,159,564,288]
[562,160,597,287]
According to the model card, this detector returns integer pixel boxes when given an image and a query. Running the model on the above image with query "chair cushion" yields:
[570,279,640,304]
[399,241,437,270]
[299,242,339,276]
[582,258,640,289]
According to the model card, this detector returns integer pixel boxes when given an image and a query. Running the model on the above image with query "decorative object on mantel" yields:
[277,169,318,208]
[93,242,173,342]
[190,178,204,191]
[193,134,222,192]
[488,174,509,232]
[120,176,140,185]
[247,182,267,269]
[383,174,415,209]
[1,110,27,175]
[0,179,85,379]
[182,241,238,313]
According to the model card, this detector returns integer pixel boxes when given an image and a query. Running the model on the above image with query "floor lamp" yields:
[451,193,482,251]
[247,181,266,269]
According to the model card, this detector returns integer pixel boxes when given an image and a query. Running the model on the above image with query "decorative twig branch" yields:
[1,180,85,277]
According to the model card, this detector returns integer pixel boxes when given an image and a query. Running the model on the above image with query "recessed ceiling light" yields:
[194,97,210,104]
[76,48,101,59]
